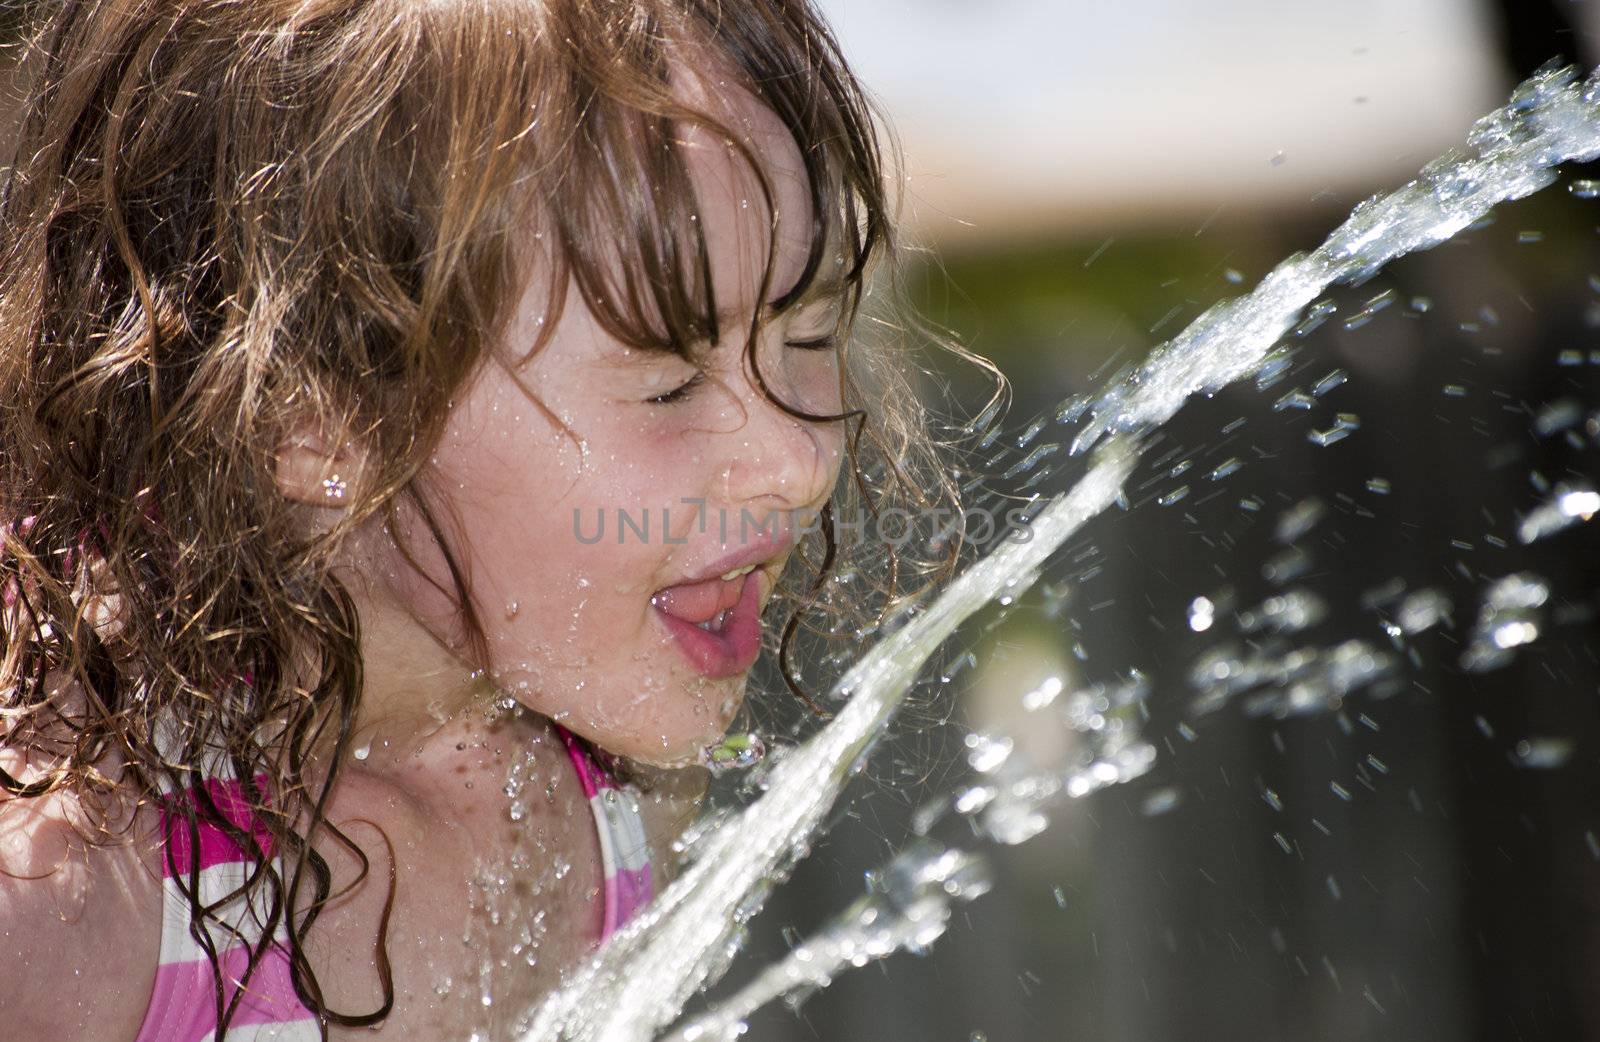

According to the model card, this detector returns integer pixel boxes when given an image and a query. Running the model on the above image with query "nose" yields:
[710,340,843,517]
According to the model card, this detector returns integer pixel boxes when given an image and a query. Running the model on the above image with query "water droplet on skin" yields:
[352,743,371,761]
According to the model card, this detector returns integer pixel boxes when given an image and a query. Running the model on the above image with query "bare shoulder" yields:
[307,712,610,1039]
[0,788,163,1042]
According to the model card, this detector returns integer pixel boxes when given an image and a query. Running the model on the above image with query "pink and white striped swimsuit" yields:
[132,727,655,1041]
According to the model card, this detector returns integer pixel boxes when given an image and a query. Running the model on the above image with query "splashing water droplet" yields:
[1396,589,1452,634]
[1513,738,1574,769]
[700,733,768,777]
[1534,398,1582,435]
[1274,389,1316,411]
[1018,676,1064,712]
[1311,368,1349,397]
[1141,787,1182,816]
[1517,485,1600,543]
[1157,485,1190,507]
[1307,413,1361,446]
[1209,457,1243,481]
[1461,573,1550,671]
[964,733,1013,775]
[1275,498,1325,544]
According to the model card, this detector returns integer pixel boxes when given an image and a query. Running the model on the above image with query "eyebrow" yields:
[776,269,849,310]
[713,271,849,329]
[594,272,850,367]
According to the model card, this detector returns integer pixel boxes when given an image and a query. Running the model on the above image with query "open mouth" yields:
[650,564,765,678]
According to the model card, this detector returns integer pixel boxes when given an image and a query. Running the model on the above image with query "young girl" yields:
[0,1,993,1038]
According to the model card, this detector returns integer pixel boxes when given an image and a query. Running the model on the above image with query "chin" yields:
[616,715,740,769]
[602,703,746,770]
[516,673,747,769]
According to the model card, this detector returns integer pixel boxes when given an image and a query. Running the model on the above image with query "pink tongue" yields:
[653,573,746,623]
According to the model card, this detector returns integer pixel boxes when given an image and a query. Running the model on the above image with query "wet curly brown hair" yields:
[0,0,1003,1034]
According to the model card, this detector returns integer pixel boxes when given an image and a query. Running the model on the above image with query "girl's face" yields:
[361,89,848,766]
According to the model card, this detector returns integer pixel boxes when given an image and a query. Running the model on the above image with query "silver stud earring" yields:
[321,474,347,500]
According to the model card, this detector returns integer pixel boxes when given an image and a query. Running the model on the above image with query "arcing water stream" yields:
[522,62,1600,1042]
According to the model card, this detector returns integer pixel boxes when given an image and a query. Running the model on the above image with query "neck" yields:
[328,569,493,774]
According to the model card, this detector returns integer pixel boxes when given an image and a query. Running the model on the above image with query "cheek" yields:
[782,351,845,418]
[443,435,684,668]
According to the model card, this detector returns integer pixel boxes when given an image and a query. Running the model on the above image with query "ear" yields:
[274,425,365,508]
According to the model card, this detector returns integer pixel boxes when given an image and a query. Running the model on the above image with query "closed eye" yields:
[785,334,837,351]
[646,333,838,405]
[646,370,707,405]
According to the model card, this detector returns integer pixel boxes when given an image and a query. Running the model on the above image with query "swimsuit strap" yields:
[134,773,320,1042]
[134,726,654,1040]
[553,725,656,940]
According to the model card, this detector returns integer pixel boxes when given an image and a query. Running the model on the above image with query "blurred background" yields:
[731,2,1600,1041]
